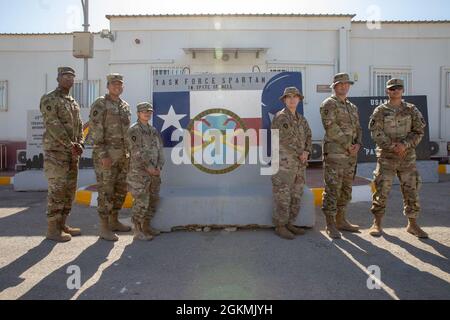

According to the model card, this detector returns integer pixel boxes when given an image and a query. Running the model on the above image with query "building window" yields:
[71,80,101,108]
[0,80,8,111]
[267,64,306,102]
[371,68,412,96]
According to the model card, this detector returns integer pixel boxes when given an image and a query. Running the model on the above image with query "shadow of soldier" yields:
[19,239,114,300]
[75,234,212,300]
[336,232,450,299]
[0,203,127,237]
[78,228,392,300]
[382,233,450,274]
[0,240,56,292]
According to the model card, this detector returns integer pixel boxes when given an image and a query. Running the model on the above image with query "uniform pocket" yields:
[44,153,70,179]
[397,115,412,136]
[383,115,396,135]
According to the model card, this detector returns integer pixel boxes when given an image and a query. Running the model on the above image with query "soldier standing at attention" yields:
[127,102,164,241]
[40,67,84,242]
[320,73,362,239]
[271,87,312,240]
[89,73,132,241]
[368,78,428,238]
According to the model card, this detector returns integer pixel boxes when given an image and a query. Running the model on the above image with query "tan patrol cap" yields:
[107,73,124,83]
[58,67,75,76]
[136,102,153,112]
[330,73,354,88]
[279,86,304,101]
[386,78,404,89]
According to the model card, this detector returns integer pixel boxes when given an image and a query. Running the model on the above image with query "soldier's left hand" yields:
[349,144,360,156]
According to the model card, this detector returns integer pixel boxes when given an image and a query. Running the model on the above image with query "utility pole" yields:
[81,0,89,109]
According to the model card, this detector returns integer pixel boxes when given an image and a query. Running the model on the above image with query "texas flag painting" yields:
[152,72,302,173]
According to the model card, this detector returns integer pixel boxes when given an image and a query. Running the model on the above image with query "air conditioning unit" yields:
[15,149,27,171]
[429,141,439,156]
[310,141,323,162]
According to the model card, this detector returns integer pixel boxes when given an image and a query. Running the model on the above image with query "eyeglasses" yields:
[388,86,403,91]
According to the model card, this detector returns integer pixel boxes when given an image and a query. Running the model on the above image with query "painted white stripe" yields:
[90,192,98,207]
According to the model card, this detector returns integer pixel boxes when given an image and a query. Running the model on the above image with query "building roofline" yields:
[352,20,450,24]
[0,32,100,36]
[105,13,356,19]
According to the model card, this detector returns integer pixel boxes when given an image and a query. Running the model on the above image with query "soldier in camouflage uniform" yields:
[127,102,165,241]
[271,87,312,240]
[89,73,132,241]
[40,67,84,242]
[368,78,428,238]
[320,73,362,239]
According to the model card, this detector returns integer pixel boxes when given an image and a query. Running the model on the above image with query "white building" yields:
[1,14,449,169]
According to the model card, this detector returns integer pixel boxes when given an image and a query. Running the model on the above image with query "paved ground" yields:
[0,176,449,300]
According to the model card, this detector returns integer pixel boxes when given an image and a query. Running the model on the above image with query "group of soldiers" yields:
[271,73,428,240]
[40,66,428,243]
[40,67,164,242]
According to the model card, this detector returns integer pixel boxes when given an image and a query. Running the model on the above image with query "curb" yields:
[438,164,450,174]
[311,183,375,207]
[0,176,14,185]
[75,185,134,208]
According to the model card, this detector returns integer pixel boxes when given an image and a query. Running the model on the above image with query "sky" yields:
[0,0,449,33]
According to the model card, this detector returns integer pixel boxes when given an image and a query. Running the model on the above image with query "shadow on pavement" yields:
[0,240,56,292]
[19,239,114,300]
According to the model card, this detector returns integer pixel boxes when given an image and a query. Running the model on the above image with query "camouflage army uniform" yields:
[40,83,83,222]
[320,95,362,217]
[369,101,426,218]
[89,93,131,219]
[271,107,312,226]
[127,121,164,225]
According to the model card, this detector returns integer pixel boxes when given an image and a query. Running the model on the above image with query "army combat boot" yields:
[46,218,71,242]
[325,215,341,239]
[61,215,81,236]
[133,220,153,241]
[286,223,306,235]
[368,215,383,237]
[336,210,360,232]
[406,218,428,238]
[142,219,155,240]
[99,216,118,241]
[109,211,131,232]
[275,225,295,240]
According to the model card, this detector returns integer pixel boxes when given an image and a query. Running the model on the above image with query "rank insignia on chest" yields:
[93,110,98,117]
[132,136,137,142]
[47,106,51,111]
[283,123,289,129]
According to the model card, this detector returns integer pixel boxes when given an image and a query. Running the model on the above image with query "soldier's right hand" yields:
[393,143,407,158]
[348,144,358,156]
[71,143,82,157]
[146,168,160,176]
[101,157,112,169]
